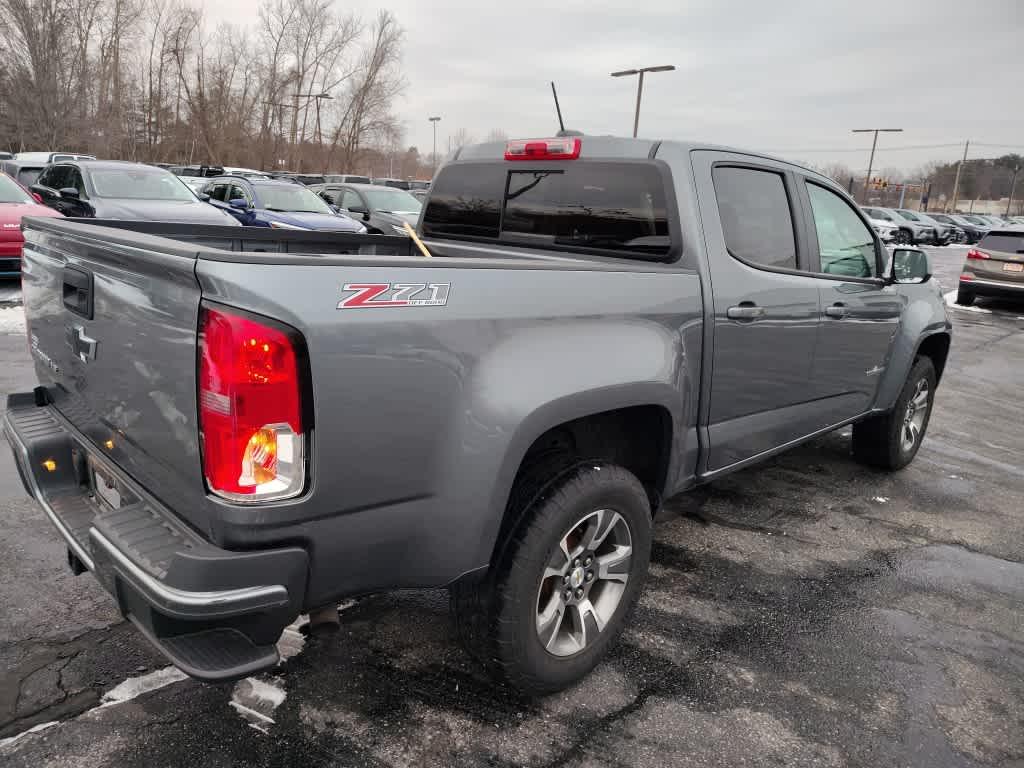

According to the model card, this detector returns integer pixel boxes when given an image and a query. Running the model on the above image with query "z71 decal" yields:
[337,282,451,309]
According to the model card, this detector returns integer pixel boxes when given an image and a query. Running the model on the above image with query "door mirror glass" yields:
[229,197,248,209]
[890,248,931,284]
[59,187,80,199]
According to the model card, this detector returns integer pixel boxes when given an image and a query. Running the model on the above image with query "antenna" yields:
[551,81,565,133]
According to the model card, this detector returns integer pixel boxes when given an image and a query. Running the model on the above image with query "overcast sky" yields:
[204,0,1022,173]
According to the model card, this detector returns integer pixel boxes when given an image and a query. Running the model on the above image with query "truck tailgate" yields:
[21,219,210,534]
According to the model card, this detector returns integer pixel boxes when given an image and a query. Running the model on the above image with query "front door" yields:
[798,178,901,420]
[693,152,823,472]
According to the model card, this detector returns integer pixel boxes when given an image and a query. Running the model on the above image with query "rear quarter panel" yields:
[196,259,702,599]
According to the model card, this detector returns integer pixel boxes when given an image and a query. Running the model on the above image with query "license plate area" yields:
[1002,262,1023,273]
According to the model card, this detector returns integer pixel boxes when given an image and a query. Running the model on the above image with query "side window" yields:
[318,187,338,204]
[68,168,87,197]
[228,184,248,204]
[805,183,878,278]
[41,166,66,189]
[209,184,228,202]
[712,166,797,270]
[341,189,361,209]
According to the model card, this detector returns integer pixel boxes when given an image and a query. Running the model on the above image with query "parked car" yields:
[0,159,47,189]
[926,213,982,244]
[973,214,1010,230]
[947,214,991,241]
[31,160,240,225]
[862,206,936,245]
[323,174,370,184]
[6,135,951,694]
[273,172,326,186]
[956,227,1024,305]
[865,215,898,243]
[893,208,954,244]
[407,180,431,191]
[0,152,13,161]
[16,151,96,162]
[169,164,224,177]
[310,182,421,235]
[913,212,965,243]
[372,177,411,190]
[222,166,271,179]
[200,175,365,231]
[0,171,63,276]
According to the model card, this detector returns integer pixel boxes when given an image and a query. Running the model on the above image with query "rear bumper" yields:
[0,242,20,276]
[3,392,308,682]
[959,275,1024,299]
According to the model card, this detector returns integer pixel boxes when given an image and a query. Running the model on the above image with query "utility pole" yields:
[950,140,970,212]
[611,65,675,137]
[429,116,441,175]
[852,128,902,203]
[295,93,333,172]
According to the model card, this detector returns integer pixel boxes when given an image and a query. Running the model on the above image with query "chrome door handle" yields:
[824,304,848,319]
[726,304,766,320]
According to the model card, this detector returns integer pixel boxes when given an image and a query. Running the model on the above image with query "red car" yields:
[0,171,62,277]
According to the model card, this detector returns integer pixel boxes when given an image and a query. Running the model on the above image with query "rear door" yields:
[692,152,823,471]
[798,177,901,418]
[20,220,209,533]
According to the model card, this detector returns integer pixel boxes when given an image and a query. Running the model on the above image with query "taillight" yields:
[966,249,990,260]
[505,137,581,161]
[198,305,307,503]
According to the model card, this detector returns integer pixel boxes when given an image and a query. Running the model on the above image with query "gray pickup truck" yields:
[4,136,951,695]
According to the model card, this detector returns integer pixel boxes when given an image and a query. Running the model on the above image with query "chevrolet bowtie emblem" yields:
[66,324,98,363]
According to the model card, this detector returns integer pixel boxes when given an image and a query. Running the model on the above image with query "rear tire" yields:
[451,464,652,695]
[852,357,936,471]
[894,229,913,245]
[955,288,975,306]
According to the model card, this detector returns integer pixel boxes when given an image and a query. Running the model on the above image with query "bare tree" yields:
[485,128,508,143]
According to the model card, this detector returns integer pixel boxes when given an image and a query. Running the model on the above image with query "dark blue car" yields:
[200,176,365,232]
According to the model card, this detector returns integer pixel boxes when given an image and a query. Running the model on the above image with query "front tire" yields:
[894,228,913,245]
[852,357,936,470]
[451,464,652,695]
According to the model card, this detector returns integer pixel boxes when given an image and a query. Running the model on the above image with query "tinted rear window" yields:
[979,232,1024,253]
[423,162,673,259]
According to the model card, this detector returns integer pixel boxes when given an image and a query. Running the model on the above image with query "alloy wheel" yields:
[535,508,633,657]
[900,378,930,453]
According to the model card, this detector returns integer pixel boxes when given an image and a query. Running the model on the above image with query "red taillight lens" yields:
[966,249,990,260]
[199,306,307,502]
[505,137,581,161]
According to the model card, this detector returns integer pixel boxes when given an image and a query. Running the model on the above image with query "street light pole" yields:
[429,116,441,175]
[851,128,902,203]
[610,65,675,138]
[1006,164,1020,217]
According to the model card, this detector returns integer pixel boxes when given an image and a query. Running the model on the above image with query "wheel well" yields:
[491,406,671,565]
[917,333,951,383]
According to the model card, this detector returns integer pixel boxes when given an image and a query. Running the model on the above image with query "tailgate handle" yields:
[63,266,94,319]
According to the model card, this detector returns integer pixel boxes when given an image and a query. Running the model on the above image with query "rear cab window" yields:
[711,166,796,270]
[422,161,675,260]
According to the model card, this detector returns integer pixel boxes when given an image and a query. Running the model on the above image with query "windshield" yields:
[896,210,920,221]
[258,184,334,213]
[0,173,32,203]
[964,215,988,225]
[90,168,196,200]
[362,187,422,213]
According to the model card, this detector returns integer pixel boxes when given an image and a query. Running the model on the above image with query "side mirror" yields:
[328,204,340,214]
[59,187,80,199]
[348,204,369,219]
[198,193,211,202]
[889,248,932,284]
[229,197,248,209]
[32,192,43,204]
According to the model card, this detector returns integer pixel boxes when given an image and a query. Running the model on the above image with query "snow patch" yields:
[229,677,287,734]
[872,496,889,503]
[100,667,189,707]
[0,306,26,334]
[943,289,992,314]
[0,720,59,748]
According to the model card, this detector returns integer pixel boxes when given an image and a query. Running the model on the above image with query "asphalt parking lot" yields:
[1,245,1022,768]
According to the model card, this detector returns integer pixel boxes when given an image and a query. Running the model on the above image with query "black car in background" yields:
[311,181,422,235]
[927,212,984,244]
[31,160,240,225]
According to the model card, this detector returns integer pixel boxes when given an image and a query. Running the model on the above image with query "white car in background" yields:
[867,216,899,243]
